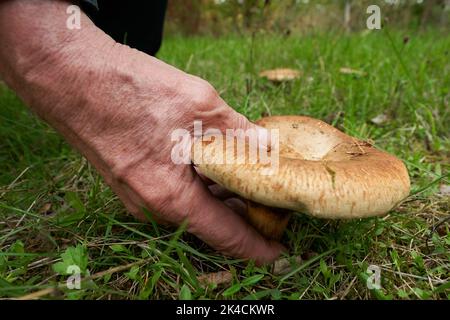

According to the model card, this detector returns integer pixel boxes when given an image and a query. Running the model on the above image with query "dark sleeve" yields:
[80,0,168,56]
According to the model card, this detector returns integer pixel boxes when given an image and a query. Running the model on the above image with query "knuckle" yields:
[220,227,252,258]
[111,163,132,186]
[217,112,250,134]
[234,113,251,129]
[111,167,175,218]
[148,179,192,224]
[191,81,220,109]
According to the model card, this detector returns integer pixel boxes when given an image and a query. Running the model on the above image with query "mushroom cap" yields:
[259,68,301,82]
[192,116,410,219]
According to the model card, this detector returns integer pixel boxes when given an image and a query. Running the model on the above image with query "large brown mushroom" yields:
[192,116,410,240]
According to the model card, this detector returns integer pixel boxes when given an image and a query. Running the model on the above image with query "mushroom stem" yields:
[245,201,291,241]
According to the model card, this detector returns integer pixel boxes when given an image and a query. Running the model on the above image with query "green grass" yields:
[0,29,449,300]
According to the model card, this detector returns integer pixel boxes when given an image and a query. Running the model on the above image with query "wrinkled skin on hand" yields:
[0,0,283,264]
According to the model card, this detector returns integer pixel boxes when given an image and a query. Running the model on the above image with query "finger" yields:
[113,182,168,225]
[223,197,247,216]
[110,183,146,221]
[178,175,284,265]
[195,168,216,186]
[208,183,236,200]
[217,107,273,151]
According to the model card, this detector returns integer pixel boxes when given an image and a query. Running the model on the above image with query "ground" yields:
[0,29,449,300]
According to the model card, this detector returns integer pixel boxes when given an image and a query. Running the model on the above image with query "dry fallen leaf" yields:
[272,256,303,275]
[198,271,233,287]
[197,255,304,286]
[38,203,53,215]
[259,68,301,82]
[339,67,367,77]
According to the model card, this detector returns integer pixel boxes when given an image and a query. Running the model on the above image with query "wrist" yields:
[0,0,116,121]
[0,0,131,182]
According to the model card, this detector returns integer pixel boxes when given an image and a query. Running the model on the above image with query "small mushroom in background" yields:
[192,116,410,240]
[339,67,367,77]
[259,68,301,83]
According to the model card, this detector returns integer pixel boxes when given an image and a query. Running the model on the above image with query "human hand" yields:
[92,47,284,264]
[0,0,284,264]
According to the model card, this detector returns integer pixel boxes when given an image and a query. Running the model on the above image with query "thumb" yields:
[179,174,284,264]
[218,107,272,151]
